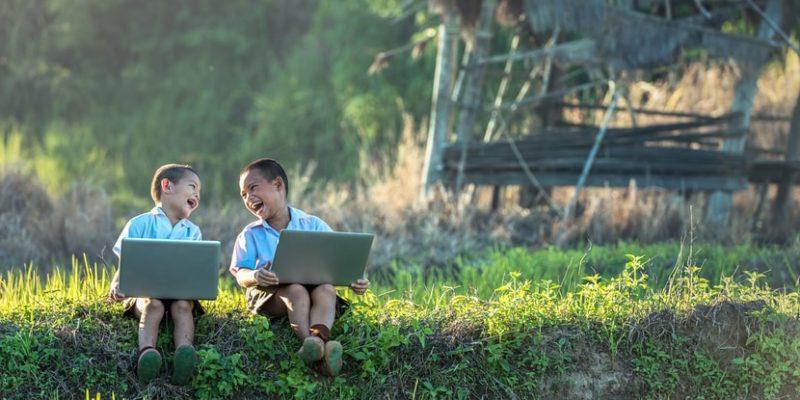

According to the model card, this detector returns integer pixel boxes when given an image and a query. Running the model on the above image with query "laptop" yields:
[269,230,374,286]
[119,238,221,300]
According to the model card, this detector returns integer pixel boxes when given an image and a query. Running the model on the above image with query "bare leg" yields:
[134,298,165,350]
[309,284,336,330]
[170,300,194,348]
[261,284,311,340]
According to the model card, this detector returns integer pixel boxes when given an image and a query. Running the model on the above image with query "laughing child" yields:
[229,158,369,376]
[108,164,203,384]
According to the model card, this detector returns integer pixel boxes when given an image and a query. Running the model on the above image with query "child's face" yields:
[239,169,284,220]
[162,172,201,220]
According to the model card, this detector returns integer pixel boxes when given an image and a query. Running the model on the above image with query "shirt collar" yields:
[260,206,293,232]
[151,206,187,227]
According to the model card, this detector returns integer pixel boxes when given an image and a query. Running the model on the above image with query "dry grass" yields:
[0,169,63,270]
[1,60,799,273]
[60,183,115,264]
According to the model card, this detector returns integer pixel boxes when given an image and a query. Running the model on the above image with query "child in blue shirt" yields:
[230,158,369,377]
[108,164,202,384]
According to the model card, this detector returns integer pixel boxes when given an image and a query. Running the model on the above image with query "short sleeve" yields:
[314,217,333,232]
[229,230,257,276]
[112,218,143,259]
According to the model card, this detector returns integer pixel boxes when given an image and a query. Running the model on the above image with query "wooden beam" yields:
[478,38,599,67]
[454,0,497,191]
[707,0,783,228]
[421,10,459,198]
[452,172,748,191]
[554,102,738,120]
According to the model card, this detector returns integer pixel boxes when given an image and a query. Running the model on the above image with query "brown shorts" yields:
[245,285,349,318]
[122,298,205,319]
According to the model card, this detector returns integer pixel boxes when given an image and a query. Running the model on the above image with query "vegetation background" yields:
[1,0,799,271]
[1,0,799,398]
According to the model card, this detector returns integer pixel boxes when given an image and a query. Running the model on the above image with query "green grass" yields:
[383,241,800,303]
[1,244,799,399]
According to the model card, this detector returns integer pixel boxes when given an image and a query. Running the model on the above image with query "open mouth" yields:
[187,198,198,209]
[249,200,264,214]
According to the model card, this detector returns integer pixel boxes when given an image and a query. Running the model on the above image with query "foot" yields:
[171,345,197,385]
[137,347,162,383]
[297,336,325,363]
[316,340,343,377]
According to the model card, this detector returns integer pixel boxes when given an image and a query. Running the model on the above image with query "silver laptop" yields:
[269,230,374,286]
[119,238,221,300]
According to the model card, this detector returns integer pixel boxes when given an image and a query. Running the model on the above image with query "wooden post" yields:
[705,0,782,231]
[771,89,800,233]
[421,9,459,199]
[454,0,497,192]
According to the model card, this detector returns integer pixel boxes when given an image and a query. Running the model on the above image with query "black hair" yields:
[241,158,289,199]
[150,164,198,203]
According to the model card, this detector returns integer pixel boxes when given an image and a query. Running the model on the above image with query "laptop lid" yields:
[269,230,374,286]
[119,238,221,300]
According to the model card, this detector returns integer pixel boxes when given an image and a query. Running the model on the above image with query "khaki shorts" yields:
[245,285,349,318]
[122,298,205,319]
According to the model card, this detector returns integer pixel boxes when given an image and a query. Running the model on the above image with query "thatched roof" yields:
[523,0,778,70]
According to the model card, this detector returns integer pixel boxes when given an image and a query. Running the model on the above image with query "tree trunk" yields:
[421,10,459,199]
[704,0,782,233]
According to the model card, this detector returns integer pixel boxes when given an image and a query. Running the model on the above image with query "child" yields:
[229,158,369,376]
[108,164,203,384]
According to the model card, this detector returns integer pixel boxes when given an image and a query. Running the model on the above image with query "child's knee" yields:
[141,298,166,315]
[170,300,193,315]
[284,283,310,301]
[314,284,336,298]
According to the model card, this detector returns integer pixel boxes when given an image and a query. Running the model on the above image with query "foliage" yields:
[0,0,433,210]
[0,246,798,399]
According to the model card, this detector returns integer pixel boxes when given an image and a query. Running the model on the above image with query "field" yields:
[1,243,799,400]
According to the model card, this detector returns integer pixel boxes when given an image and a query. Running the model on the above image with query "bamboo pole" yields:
[484,34,520,141]
[564,84,619,221]
[744,0,800,56]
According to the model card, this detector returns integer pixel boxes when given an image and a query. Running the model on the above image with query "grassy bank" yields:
[1,246,799,399]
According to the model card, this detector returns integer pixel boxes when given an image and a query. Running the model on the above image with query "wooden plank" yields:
[448,158,745,174]
[451,171,749,190]
[478,38,601,67]
[554,102,740,121]
[442,143,748,162]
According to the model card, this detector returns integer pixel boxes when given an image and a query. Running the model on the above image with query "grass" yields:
[1,243,799,399]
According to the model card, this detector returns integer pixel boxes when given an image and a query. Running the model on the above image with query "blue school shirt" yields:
[229,206,331,276]
[112,206,202,259]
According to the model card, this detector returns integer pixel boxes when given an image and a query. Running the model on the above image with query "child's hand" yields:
[108,282,126,302]
[255,268,279,287]
[350,278,369,295]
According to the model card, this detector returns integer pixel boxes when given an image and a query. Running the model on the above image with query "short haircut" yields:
[241,158,289,199]
[150,164,198,203]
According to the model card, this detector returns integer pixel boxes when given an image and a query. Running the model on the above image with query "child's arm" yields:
[108,269,126,301]
[349,278,370,295]
[234,265,280,288]
[230,230,281,288]
[109,219,137,301]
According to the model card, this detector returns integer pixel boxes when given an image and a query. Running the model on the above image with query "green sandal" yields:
[297,336,325,363]
[136,346,162,383]
[316,340,343,377]
[172,345,197,385]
